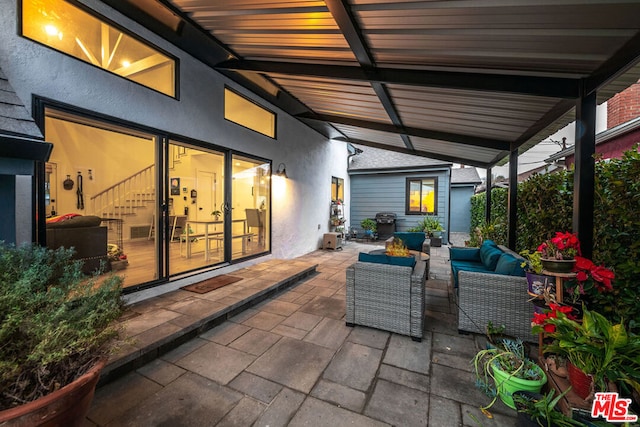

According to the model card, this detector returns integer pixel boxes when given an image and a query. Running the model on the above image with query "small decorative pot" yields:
[525,272,554,296]
[541,258,576,273]
[567,361,593,400]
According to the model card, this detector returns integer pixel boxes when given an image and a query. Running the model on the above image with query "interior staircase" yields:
[90,164,155,224]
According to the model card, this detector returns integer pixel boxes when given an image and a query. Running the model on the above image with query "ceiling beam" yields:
[298,113,510,151]
[337,137,494,169]
[324,0,414,150]
[324,0,373,67]
[585,32,640,95]
[215,59,582,99]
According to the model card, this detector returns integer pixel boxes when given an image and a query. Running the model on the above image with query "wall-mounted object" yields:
[170,177,180,195]
[190,189,197,198]
[63,175,74,190]
[274,163,288,178]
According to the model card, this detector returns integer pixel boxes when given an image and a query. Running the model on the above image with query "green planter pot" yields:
[491,363,548,409]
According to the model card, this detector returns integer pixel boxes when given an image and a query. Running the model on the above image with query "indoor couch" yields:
[46,214,109,274]
[450,240,535,342]
[346,249,427,341]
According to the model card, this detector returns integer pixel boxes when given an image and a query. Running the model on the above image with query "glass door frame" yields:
[33,98,272,294]
[162,137,273,277]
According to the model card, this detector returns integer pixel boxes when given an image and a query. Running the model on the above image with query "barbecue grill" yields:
[375,212,397,240]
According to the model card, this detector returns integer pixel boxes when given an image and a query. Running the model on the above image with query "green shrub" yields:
[407,215,443,234]
[469,146,640,330]
[0,243,124,409]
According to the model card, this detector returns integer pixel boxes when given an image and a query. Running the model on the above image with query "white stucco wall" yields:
[0,0,349,260]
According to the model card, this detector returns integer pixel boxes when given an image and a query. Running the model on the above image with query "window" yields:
[406,178,437,214]
[331,176,344,202]
[22,0,177,97]
[224,88,276,138]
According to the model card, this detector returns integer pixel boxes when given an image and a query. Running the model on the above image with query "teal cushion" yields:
[393,232,425,251]
[451,260,494,288]
[358,252,416,268]
[358,252,388,264]
[479,240,502,270]
[449,247,480,262]
[494,253,525,276]
[388,254,416,268]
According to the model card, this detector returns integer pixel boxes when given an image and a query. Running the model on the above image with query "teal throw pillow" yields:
[494,253,521,276]
[449,247,481,262]
[479,240,502,270]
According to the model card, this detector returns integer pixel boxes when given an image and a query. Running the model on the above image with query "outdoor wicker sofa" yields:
[456,269,535,342]
[346,253,428,341]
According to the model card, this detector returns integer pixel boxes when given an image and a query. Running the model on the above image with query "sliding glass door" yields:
[167,141,225,276]
[230,155,270,261]
[43,107,159,288]
[40,104,272,291]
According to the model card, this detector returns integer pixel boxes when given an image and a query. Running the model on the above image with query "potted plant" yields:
[537,232,581,273]
[0,243,125,425]
[360,218,377,238]
[485,321,518,350]
[512,389,585,427]
[520,249,554,297]
[473,339,548,412]
[532,305,640,402]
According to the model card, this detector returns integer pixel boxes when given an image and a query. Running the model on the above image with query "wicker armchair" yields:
[456,270,535,342]
[346,255,427,341]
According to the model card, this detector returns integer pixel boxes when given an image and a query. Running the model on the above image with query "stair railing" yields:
[91,164,155,220]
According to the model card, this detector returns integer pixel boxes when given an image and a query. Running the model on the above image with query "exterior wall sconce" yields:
[274,163,288,178]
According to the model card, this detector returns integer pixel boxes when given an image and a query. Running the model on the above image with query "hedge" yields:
[469,146,640,330]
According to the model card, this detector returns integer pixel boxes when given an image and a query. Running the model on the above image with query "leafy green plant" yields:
[473,339,546,412]
[520,249,544,274]
[467,218,507,247]
[360,218,377,232]
[533,305,640,396]
[513,389,585,427]
[0,243,124,409]
[407,215,442,234]
[469,146,640,331]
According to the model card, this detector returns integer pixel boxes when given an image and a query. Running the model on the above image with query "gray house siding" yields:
[350,169,450,240]
[450,185,475,233]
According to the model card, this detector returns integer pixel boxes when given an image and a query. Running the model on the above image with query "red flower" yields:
[591,265,614,290]
[574,256,595,271]
[537,242,548,253]
[576,270,589,282]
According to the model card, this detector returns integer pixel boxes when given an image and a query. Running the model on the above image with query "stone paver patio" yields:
[85,240,520,426]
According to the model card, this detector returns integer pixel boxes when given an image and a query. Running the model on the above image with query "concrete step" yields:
[98,261,318,386]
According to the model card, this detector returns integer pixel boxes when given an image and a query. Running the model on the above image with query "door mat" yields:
[180,275,243,294]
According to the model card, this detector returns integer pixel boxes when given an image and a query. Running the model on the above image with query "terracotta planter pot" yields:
[567,361,593,400]
[0,358,106,427]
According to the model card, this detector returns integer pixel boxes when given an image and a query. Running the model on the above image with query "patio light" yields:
[274,163,288,178]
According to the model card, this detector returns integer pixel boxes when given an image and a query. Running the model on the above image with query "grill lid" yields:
[375,212,397,223]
